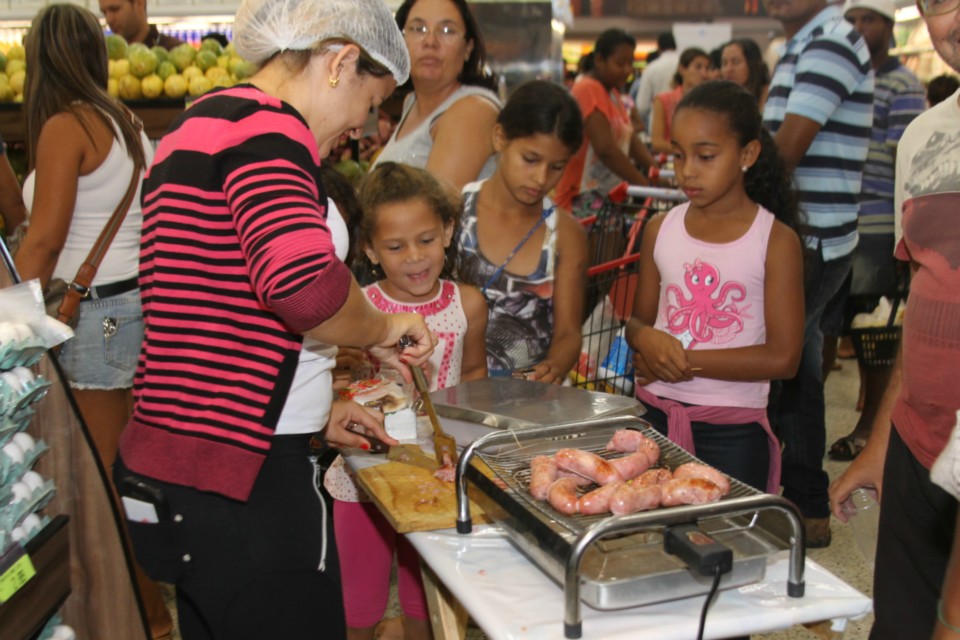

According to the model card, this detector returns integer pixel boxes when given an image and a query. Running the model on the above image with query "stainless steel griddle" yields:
[454,415,806,639]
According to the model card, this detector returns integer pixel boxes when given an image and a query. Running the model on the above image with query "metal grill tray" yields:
[457,415,805,612]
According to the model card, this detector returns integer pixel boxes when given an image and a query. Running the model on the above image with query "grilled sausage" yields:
[609,482,662,515]
[635,467,673,487]
[673,462,731,495]
[577,481,623,515]
[557,469,594,486]
[605,429,661,465]
[660,477,723,507]
[529,455,558,500]
[608,451,653,482]
[547,477,580,515]
[555,448,621,486]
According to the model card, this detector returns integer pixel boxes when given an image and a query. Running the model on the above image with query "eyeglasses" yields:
[917,0,960,16]
[403,23,463,41]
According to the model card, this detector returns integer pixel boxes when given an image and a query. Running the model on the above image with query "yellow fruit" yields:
[228,56,256,81]
[111,59,130,79]
[163,74,187,99]
[107,78,119,97]
[5,59,25,77]
[213,75,234,89]
[217,54,230,70]
[205,66,228,83]
[141,73,163,99]
[6,44,25,61]
[187,76,212,97]
[117,74,141,100]
[9,70,25,95]
[0,76,13,102]
[182,65,202,82]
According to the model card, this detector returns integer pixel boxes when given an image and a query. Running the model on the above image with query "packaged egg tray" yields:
[0,432,48,485]
[0,367,51,419]
[0,470,56,533]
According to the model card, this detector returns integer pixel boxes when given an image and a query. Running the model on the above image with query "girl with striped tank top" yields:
[626,81,805,493]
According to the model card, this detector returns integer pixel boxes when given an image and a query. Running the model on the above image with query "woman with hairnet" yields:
[111,1,436,638]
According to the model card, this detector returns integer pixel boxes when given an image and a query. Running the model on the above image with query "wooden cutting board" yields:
[355,446,497,533]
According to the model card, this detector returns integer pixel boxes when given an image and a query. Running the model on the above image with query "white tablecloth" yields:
[407,525,872,640]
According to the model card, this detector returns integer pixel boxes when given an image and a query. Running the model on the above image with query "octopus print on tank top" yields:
[459,181,558,375]
[644,203,775,410]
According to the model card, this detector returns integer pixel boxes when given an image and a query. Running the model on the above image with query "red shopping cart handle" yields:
[608,182,629,204]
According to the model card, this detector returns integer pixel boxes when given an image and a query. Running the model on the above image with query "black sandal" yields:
[828,435,866,461]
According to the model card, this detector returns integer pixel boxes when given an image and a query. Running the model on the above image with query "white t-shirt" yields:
[273,199,350,435]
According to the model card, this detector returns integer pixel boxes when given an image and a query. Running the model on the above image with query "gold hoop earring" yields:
[328,75,340,88]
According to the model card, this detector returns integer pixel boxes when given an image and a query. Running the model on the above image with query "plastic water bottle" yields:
[846,487,880,566]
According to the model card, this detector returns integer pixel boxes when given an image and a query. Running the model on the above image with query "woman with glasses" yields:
[373,0,501,190]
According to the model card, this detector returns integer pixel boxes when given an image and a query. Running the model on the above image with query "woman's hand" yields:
[633,326,692,383]
[829,436,887,522]
[323,399,398,450]
[367,312,436,384]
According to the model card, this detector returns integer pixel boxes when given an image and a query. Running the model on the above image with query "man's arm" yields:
[772,113,823,172]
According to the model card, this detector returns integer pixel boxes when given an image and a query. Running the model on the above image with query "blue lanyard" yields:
[481,206,553,295]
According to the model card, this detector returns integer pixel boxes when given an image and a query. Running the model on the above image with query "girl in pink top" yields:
[327,162,487,640]
[650,47,711,154]
[626,81,804,492]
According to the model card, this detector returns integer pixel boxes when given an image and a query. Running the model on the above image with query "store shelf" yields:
[0,100,185,143]
[0,514,71,640]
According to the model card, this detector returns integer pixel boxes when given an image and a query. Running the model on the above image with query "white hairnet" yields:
[233,0,410,84]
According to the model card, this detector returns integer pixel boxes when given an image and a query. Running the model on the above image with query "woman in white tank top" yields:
[13,6,169,638]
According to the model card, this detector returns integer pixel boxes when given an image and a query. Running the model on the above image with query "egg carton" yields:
[0,476,56,532]
[0,368,51,419]
[0,432,47,486]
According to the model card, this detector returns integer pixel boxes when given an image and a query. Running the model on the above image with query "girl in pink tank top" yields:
[626,81,805,493]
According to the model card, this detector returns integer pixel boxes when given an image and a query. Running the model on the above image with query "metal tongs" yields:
[398,335,458,466]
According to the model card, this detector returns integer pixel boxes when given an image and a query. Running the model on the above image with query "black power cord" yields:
[697,563,724,640]
[663,523,734,640]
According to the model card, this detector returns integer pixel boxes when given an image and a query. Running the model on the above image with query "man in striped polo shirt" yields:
[762,0,874,548]
[824,0,925,461]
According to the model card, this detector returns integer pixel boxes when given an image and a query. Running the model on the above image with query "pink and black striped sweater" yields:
[118,86,352,501]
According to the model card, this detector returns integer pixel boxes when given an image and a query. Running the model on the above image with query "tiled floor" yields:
[162,360,875,639]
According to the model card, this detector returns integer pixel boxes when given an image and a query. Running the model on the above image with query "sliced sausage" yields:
[673,462,731,496]
[547,477,580,515]
[660,477,723,507]
[555,448,621,486]
[609,482,662,515]
[529,455,558,501]
[577,481,623,515]
[608,451,653,482]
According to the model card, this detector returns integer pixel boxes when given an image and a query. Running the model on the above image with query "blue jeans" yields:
[774,247,852,518]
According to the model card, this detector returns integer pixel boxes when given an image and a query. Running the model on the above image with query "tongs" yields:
[398,336,458,466]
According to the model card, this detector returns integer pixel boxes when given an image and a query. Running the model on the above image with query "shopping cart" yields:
[572,182,686,395]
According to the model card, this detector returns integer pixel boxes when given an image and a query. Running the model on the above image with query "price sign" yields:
[0,544,36,603]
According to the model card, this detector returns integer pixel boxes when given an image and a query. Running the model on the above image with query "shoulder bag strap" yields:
[56,158,142,325]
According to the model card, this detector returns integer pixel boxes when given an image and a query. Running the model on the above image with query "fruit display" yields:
[0,34,257,104]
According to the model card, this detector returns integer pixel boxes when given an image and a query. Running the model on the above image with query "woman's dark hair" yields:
[357,162,463,279]
[25,4,145,171]
[673,47,710,87]
[319,165,363,267]
[593,28,635,60]
[675,80,802,236]
[497,80,583,154]
[722,38,770,102]
[395,0,497,91]
[577,51,595,75]
[709,47,723,72]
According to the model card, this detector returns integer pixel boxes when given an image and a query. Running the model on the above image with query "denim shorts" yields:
[58,289,143,390]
